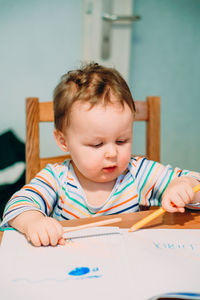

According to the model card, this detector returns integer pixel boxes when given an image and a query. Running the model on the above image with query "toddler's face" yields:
[61,99,133,184]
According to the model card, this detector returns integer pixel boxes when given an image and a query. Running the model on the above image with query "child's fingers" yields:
[48,218,64,246]
[58,237,66,245]
[162,187,192,212]
[40,218,64,246]
[28,232,42,247]
[163,199,185,213]
[162,178,197,214]
[162,200,178,212]
[25,217,65,246]
[47,226,61,246]
[162,193,185,212]
[39,230,51,246]
[51,218,64,237]
[176,206,185,213]
[171,195,187,208]
[184,187,195,203]
[177,188,193,205]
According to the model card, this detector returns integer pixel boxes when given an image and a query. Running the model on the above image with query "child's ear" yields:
[54,130,68,152]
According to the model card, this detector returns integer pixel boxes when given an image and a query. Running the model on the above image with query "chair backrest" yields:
[26,96,160,183]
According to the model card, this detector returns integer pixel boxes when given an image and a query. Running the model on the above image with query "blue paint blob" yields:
[68,267,90,276]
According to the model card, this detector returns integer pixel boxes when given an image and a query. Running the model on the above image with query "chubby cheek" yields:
[75,149,103,173]
[119,154,131,170]
[118,148,132,169]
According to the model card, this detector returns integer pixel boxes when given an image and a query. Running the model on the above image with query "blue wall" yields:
[130,0,200,171]
[0,0,82,156]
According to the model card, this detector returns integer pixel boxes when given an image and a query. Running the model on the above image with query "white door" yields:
[82,0,140,81]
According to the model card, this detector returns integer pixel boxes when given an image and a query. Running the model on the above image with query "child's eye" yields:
[90,142,103,148]
[116,140,127,145]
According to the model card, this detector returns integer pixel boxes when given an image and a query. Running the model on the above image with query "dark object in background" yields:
[0,130,25,218]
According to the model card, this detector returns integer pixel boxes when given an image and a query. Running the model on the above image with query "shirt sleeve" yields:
[0,164,60,228]
[130,156,200,207]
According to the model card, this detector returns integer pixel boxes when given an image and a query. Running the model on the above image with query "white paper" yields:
[1,228,200,300]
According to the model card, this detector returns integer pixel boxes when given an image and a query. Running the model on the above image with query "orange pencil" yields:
[128,183,200,232]
[193,183,200,193]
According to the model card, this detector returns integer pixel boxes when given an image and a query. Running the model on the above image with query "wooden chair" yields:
[26,96,160,183]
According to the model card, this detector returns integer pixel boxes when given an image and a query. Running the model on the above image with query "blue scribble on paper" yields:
[68,267,90,276]
[68,266,100,279]
[12,267,101,284]
[153,241,199,252]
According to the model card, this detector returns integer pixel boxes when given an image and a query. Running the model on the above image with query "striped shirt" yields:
[1,156,200,227]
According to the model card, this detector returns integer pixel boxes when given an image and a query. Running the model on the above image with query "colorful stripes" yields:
[1,157,200,228]
[96,194,138,214]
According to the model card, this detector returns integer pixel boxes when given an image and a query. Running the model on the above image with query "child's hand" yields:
[162,177,196,213]
[9,211,65,247]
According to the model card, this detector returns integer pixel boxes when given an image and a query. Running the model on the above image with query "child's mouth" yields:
[103,166,116,173]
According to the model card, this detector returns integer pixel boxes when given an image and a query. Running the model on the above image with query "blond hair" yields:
[53,62,135,131]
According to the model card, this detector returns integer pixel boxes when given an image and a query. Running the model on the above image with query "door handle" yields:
[101,13,141,59]
[102,13,141,23]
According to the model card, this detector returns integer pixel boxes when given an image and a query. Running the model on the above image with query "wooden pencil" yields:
[63,217,122,233]
[129,183,200,232]
[128,207,165,232]
[193,183,200,193]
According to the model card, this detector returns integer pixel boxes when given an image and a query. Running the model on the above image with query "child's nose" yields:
[104,144,117,158]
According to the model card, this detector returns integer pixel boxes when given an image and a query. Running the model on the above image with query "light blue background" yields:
[0,0,199,171]
[130,0,200,171]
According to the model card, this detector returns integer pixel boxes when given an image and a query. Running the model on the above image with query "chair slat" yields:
[134,101,148,121]
[39,102,54,122]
